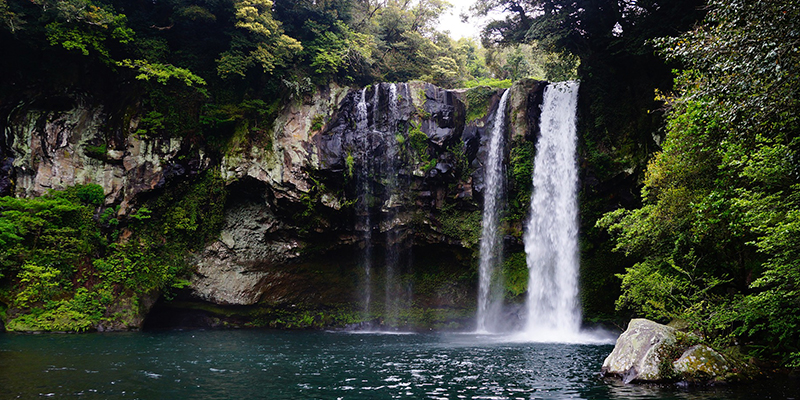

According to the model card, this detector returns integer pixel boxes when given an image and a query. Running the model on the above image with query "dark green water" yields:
[0,330,796,399]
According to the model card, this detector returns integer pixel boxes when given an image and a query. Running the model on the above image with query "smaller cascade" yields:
[355,87,373,319]
[522,81,582,341]
[476,89,510,333]
[381,83,400,327]
[352,83,413,330]
[380,83,409,328]
[389,83,399,122]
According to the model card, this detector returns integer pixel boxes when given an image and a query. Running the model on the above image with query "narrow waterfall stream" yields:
[381,83,404,327]
[523,81,582,341]
[356,87,373,319]
[476,89,510,332]
[354,83,410,329]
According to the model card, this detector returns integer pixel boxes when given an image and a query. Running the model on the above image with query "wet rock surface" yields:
[1,97,210,211]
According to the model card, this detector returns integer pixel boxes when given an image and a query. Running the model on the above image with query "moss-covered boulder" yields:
[673,344,729,381]
[602,318,754,384]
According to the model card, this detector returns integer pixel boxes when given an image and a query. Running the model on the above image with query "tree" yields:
[216,0,302,79]
[370,0,450,81]
[601,0,800,366]
[473,0,706,151]
[274,0,374,83]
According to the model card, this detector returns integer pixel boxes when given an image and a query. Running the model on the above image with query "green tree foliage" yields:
[0,0,208,92]
[274,0,373,83]
[0,173,227,331]
[0,0,24,32]
[217,0,302,78]
[0,186,103,279]
[600,0,800,366]
[474,0,705,158]
[39,0,134,61]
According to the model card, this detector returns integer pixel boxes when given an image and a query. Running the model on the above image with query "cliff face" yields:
[181,81,548,329]
[2,97,210,209]
[0,80,550,331]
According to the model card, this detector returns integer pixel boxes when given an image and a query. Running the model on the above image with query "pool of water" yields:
[0,330,796,399]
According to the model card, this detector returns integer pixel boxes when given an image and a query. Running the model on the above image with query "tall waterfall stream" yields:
[522,81,585,341]
[476,89,510,333]
[355,83,411,329]
[472,81,611,343]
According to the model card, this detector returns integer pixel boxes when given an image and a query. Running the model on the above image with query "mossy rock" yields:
[673,344,729,382]
[602,318,757,384]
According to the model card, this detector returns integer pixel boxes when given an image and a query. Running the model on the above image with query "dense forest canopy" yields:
[0,0,574,95]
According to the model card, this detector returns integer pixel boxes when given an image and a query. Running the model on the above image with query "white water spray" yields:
[523,81,583,342]
[476,89,510,332]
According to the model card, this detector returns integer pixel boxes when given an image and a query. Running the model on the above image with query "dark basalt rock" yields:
[421,83,466,147]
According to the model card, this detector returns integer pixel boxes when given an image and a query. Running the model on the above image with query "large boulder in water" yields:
[602,318,680,382]
[602,319,742,384]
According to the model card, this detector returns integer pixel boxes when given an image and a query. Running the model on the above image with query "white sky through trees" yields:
[437,0,481,39]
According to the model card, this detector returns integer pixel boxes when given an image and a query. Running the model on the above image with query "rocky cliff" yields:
[0,80,555,331]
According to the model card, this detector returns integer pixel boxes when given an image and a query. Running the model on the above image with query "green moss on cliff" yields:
[464,86,495,123]
[507,137,535,221]
[438,205,481,247]
[0,170,228,332]
[503,252,528,299]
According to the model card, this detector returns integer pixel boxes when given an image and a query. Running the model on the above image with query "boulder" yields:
[602,318,746,384]
[601,318,680,383]
[673,344,729,381]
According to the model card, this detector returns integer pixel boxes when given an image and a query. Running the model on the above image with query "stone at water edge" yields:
[602,318,739,383]
[673,344,729,381]
[601,318,679,383]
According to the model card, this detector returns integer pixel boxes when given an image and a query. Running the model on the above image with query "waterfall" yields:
[382,83,402,327]
[356,88,373,319]
[476,89,510,333]
[522,81,582,341]
[353,83,410,329]
[389,83,399,122]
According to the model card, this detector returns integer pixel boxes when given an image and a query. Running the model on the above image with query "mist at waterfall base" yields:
[477,82,614,344]
[3,330,796,400]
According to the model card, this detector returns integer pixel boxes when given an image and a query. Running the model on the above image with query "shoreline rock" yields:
[601,318,750,384]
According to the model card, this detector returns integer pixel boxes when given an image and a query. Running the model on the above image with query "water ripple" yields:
[1,330,797,399]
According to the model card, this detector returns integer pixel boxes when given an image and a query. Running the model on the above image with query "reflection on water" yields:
[0,330,796,399]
